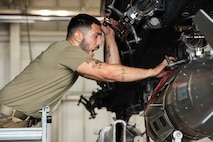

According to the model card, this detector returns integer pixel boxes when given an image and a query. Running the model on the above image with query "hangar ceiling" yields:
[0,0,103,16]
[0,0,104,31]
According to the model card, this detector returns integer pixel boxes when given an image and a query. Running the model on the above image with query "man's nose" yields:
[98,37,102,45]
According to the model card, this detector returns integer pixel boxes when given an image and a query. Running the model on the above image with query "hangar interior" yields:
[0,0,213,142]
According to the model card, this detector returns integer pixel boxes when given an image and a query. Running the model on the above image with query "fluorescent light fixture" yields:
[32,9,73,16]
[56,10,69,16]
[40,10,51,16]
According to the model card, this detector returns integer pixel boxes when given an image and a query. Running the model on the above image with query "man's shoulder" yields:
[50,40,70,47]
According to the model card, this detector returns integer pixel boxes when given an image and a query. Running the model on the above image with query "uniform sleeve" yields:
[58,46,92,71]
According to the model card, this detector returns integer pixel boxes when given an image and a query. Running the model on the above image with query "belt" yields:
[12,110,41,127]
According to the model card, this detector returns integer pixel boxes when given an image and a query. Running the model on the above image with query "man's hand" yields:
[100,18,118,37]
[153,57,176,78]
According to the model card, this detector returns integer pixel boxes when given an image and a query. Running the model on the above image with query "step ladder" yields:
[0,106,51,142]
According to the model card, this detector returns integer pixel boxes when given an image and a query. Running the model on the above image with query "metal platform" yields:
[0,106,51,142]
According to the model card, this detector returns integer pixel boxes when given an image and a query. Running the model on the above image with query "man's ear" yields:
[74,31,83,42]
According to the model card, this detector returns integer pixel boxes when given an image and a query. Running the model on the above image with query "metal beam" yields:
[9,23,21,80]
[0,14,103,23]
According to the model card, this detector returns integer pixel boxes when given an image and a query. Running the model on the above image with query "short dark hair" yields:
[66,14,101,39]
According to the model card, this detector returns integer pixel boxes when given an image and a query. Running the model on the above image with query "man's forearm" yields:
[104,36,121,64]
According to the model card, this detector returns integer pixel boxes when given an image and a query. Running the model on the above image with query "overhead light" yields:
[30,9,75,16]
[40,10,51,16]
[56,10,68,16]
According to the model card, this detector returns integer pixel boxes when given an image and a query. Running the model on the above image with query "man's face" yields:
[80,23,102,57]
